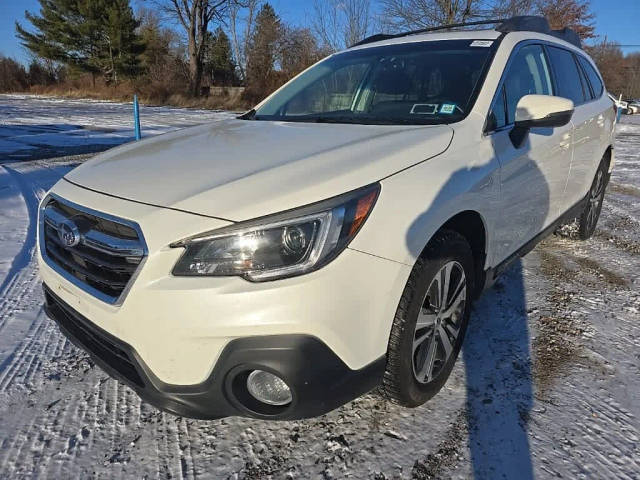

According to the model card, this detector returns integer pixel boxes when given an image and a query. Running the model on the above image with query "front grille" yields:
[44,286,144,388]
[40,195,147,304]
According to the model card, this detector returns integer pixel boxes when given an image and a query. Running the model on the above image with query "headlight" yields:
[171,183,380,281]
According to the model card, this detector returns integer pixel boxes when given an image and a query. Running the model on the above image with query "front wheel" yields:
[380,230,474,407]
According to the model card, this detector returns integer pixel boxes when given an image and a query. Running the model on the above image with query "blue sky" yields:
[1,0,638,64]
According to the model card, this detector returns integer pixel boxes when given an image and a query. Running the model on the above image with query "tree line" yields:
[1,0,638,106]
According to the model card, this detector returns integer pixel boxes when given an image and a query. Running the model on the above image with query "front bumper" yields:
[38,180,412,418]
[44,285,385,419]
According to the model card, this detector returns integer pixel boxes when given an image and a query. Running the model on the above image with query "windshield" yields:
[252,39,497,125]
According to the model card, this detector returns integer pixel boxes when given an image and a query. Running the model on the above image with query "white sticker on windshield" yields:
[440,104,456,114]
[470,40,493,47]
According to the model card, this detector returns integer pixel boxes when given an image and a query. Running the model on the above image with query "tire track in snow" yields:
[0,166,40,330]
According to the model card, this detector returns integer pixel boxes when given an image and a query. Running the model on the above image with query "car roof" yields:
[346,28,582,55]
[347,29,502,51]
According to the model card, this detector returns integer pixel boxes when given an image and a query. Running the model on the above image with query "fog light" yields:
[246,370,292,406]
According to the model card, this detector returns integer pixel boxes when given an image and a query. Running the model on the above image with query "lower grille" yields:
[44,286,144,388]
[40,194,147,304]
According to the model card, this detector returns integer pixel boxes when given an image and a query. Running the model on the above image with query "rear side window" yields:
[575,57,592,99]
[499,44,554,126]
[577,56,604,98]
[546,46,586,105]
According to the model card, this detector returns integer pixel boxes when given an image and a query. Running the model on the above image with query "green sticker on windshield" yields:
[440,104,456,114]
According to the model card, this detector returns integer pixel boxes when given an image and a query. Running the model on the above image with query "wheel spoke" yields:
[416,309,437,329]
[441,281,466,319]
[418,335,438,382]
[444,319,460,339]
[413,328,433,353]
[439,263,452,309]
[437,324,453,357]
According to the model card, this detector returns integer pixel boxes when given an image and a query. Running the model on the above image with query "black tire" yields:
[380,229,474,407]
[577,158,609,240]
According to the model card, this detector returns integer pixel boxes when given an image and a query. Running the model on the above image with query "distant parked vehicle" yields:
[627,101,640,115]
[609,93,629,115]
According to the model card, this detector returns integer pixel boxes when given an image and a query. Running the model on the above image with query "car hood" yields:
[65,119,453,221]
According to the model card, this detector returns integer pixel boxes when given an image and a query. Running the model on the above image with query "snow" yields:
[0,97,639,478]
[0,94,235,160]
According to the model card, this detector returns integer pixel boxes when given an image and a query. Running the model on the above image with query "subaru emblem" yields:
[58,219,81,248]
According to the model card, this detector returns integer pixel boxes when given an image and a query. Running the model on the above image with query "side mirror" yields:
[510,95,574,148]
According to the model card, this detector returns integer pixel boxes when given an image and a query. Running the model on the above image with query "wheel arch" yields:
[603,144,613,173]
[423,210,488,297]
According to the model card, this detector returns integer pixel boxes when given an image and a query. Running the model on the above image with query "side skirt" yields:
[482,194,588,290]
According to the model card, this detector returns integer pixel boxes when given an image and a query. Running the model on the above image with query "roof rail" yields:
[350,15,582,49]
[549,27,581,49]
[351,19,506,47]
[497,16,582,48]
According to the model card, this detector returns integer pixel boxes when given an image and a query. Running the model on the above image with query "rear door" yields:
[487,43,573,264]
[574,54,611,201]
[545,46,601,208]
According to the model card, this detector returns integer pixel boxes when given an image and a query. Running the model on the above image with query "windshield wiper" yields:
[312,115,437,126]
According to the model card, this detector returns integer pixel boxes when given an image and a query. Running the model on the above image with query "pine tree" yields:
[245,3,282,102]
[203,27,238,86]
[16,0,144,85]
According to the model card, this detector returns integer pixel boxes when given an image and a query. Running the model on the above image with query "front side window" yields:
[504,44,554,124]
[253,40,497,125]
[487,85,507,130]
[546,46,586,105]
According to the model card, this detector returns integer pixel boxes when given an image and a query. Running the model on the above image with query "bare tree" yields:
[490,0,534,17]
[229,0,259,81]
[379,0,484,31]
[279,27,327,77]
[312,0,372,50]
[156,0,231,95]
[536,0,595,40]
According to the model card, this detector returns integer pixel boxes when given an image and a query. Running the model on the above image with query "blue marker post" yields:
[133,94,141,140]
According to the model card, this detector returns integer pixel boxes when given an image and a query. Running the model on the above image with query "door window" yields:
[577,56,604,98]
[575,55,593,99]
[487,85,507,130]
[546,46,586,105]
[503,44,554,124]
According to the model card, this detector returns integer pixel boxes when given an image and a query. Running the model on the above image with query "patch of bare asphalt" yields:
[609,182,640,198]
[411,410,468,480]
[594,230,640,256]
[534,248,587,396]
[606,214,638,232]
[571,256,628,287]
[534,238,627,398]
[540,239,629,288]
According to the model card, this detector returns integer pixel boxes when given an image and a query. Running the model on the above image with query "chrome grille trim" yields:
[39,193,148,305]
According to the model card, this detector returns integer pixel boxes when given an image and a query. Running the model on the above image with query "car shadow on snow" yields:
[404,131,547,478]
[463,260,534,480]
[0,123,132,162]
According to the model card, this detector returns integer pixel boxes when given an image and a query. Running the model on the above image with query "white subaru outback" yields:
[38,16,615,419]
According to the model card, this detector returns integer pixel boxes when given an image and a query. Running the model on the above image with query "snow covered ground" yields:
[0,97,638,479]
[0,94,235,161]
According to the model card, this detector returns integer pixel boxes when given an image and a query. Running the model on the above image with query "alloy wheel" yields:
[412,261,466,384]
[586,170,605,232]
